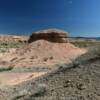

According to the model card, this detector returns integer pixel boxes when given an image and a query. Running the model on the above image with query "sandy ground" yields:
[0,72,46,86]
[0,51,99,100]
[0,35,99,99]
[0,40,87,68]
[0,40,87,87]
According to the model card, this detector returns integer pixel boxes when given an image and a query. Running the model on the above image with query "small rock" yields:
[43,57,48,62]
[49,56,54,60]
[77,83,86,90]
[64,80,73,87]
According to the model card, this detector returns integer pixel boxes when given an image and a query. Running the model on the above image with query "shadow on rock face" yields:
[28,29,69,43]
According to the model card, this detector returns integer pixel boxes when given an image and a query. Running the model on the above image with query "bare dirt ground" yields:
[0,39,87,87]
[0,40,87,67]
[0,72,46,86]
[0,49,99,100]
[0,33,99,100]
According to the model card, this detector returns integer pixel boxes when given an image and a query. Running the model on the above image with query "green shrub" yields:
[0,66,13,72]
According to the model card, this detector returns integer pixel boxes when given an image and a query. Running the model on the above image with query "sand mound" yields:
[0,41,86,67]
[9,40,87,67]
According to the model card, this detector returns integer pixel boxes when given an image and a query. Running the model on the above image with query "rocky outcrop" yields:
[0,35,28,43]
[28,29,69,43]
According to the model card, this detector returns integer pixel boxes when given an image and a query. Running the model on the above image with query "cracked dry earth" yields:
[0,52,100,100]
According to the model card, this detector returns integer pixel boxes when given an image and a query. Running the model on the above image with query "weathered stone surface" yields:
[28,29,69,43]
[0,35,28,43]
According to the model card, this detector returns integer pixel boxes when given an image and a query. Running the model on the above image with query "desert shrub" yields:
[71,41,100,48]
[73,45,100,65]
[86,44,100,56]
[0,66,13,72]
[0,41,26,48]
[0,48,8,53]
[0,41,26,53]
[32,83,47,97]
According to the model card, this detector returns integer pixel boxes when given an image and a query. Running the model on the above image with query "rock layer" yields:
[0,35,28,43]
[28,29,69,43]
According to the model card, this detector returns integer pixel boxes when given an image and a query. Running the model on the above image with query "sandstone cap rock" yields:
[28,29,69,43]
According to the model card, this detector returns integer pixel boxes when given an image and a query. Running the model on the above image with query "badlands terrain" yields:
[0,29,99,100]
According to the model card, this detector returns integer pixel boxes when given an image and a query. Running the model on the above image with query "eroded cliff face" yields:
[28,29,69,43]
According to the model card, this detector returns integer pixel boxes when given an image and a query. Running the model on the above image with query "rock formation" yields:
[0,35,28,43]
[28,29,69,43]
[0,29,87,68]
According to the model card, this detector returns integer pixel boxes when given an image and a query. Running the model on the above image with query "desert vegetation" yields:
[0,30,99,100]
[70,39,100,48]
[0,41,26,53]
[0,66,13,72]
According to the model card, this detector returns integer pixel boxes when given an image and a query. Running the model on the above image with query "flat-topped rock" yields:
[28,29,69,43]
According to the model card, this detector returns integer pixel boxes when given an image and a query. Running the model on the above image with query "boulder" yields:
[28,29,69,43]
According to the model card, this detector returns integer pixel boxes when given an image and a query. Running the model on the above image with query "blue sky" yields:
[0,0,100,37]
